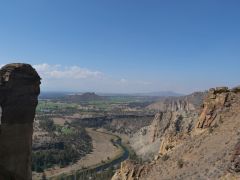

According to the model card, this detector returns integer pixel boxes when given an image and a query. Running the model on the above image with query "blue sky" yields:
[0,0,240,93]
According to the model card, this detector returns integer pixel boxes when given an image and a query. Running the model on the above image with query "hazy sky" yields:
[0,0,240,93]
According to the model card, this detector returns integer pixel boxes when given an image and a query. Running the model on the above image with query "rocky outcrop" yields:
[129,92,203,160]
[147,92,204,112]
[196,87,240,129]
[150,113,171,143]
[149,93,203,153]
[0,63,41,180]
[230,142,240,173]
[147,92,204,146]
[111,160,150,180]
[147,99,195,112]
[159,135,179,155]
[154,86,240,157]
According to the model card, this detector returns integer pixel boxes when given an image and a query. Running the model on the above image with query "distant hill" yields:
[39,92,70,99]
[64,92,105,102]
[98,91,184,97]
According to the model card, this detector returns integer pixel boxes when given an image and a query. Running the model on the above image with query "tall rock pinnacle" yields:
[0,63,41,180]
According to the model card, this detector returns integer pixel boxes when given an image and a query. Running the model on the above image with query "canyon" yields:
[0,63,240,180]
[112,87,240,179]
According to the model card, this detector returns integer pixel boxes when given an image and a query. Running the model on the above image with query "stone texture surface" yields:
[111,160,151,180]
[196,87,240,129]
[146,92,205,112]
[230,142,240,173]
[0,63,40,180]
[129,92,204,160]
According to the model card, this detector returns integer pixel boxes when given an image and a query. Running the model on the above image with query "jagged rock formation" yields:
[112,160,151,180]
[148,92,205,154]
[0,64,40,180]
[129,92,204,160]
[196,87,240,129]
[146,92,204,112]
[113,87,240,180]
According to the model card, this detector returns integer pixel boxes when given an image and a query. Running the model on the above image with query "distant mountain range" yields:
[130,91,184,97]
[39,91,70,99]
[39,91,184,99]
[98,91,184,97]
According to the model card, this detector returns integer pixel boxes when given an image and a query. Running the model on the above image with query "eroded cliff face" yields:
[146,92,204,112]
[196,87,240,129]
[113,87,240,180]
[0,63,40,180]
[111,160,152,180]
[129,92,204,160]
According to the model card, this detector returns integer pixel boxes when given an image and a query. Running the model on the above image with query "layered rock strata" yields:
[129,92,204,160]
[196,87,240,129]
[0,63,41,180]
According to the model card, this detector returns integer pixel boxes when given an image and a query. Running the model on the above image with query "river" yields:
[48,130,129,180]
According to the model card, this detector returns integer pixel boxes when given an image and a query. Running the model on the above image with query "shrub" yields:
[177,159,184,168]
[213,123,219,128]
[162,154,170,161]
[208,127,214,134]
[165,145,174,151]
